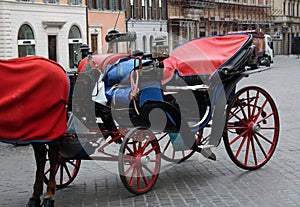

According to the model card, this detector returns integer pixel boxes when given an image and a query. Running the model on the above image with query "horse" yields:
[0,56,70,207]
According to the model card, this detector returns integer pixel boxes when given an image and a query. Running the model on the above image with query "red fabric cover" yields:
[0,56,69,142]
[78,53,128,73]
[162,34,250,84]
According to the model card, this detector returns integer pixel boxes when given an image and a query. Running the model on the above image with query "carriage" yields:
[0,32,279,197]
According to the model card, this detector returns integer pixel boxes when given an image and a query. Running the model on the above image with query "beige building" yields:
[272,0,300,55]
[0,0,87,71]
[168,0,273,50]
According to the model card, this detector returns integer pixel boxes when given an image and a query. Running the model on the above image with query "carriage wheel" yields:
[224,86,279,170]
[44,153,81,189]
[157,131,199,163]
[119,127,161,195]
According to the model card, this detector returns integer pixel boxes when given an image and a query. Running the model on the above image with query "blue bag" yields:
[103,59,152,86]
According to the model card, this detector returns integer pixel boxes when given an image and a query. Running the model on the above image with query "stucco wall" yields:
[0,1,86,70]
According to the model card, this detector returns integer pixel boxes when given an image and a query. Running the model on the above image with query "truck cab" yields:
[264,34,274,63]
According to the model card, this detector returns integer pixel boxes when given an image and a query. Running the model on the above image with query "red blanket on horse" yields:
[0,56,69,142]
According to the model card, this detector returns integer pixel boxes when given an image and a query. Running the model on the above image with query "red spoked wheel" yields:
[119,127,161,195]
[224,86,279,170]
[157,131,200,163]
[44,154,81,189]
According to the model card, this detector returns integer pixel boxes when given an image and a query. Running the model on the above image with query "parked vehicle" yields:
[229,30,274,68]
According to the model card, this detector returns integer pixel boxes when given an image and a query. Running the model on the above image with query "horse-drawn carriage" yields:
[0,32,279,205]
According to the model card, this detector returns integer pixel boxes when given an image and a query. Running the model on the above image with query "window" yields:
[89,0,105,10]
[142,36,147,52]
[142,0,146,19]
[18,24,35,57]
[159,0,162,19]
[45,0,59,3]
[134,0,139,19]
[69,0,81,5]
[149,36,154,53]
[91,34,98,54]
[68,25,82,69]
[148,0,153,19]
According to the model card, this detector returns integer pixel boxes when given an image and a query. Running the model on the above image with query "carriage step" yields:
[200,147,216,161]
[192,145,216,161]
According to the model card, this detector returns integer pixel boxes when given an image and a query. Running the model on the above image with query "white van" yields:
[264,34,274,63]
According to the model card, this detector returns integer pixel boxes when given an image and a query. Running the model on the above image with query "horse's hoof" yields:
[26,197,41,207]
[42,198,55,207]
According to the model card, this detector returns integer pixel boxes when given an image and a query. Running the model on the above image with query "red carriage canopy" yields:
[0,56,69,142]
[162,34,250,84]
[77,53,128,73]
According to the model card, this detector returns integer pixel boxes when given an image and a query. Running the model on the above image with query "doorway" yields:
[48,35,57,61]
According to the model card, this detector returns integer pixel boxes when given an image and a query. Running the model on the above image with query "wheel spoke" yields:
[140,168,149,186]
[44,168,50,175]
[172,148,175,159]
[181,150,185,158]
[247,90,251,118]
[137,169,141,190]
[227,125,247,130]
[229,129,248,145]
[253,134,268,158]
[143,145,158,156]
[124,162,136,176]
[253,99,268,122]
[255,131,274,145]
[250,91,260,118]
[244,134,251,166]
[250,135,258,165]
[236,98,248,120]
[260,126,276,130]
[129,167,137,186]
[63,163,72,180]
[162,139,171,154]
[141,138,152,153]
[126,145,135,156]
[257,112,275,124]
[132,140,137,153]
[157,133,168,142]
[142,164,155,176]
[138,132,143,150]
[60,164,64,185]
[65,160,77,168]
[230,110,248,126]
[235,135,247,159]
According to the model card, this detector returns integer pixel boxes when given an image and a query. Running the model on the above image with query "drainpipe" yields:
[85,0,89,45]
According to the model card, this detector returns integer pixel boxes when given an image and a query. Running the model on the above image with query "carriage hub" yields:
[141,156,150,165]
[251,123,261,133]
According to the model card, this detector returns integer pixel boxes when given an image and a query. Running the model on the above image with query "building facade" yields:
[272,0,300,55]
[125,0,168,53]
[0,0,87,71]
[168,0,273,51]
[87,0,127,54]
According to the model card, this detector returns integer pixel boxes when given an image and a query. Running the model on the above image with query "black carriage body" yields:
[47,33,279,193]
[68,33,256,149]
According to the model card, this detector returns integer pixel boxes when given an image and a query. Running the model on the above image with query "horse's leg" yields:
[41,142,59,207]
[26,143,47,207]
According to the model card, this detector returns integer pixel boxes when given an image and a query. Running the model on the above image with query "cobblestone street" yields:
[1,55,300,207]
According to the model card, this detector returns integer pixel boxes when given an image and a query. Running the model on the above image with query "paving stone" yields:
[1,56,300,206]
